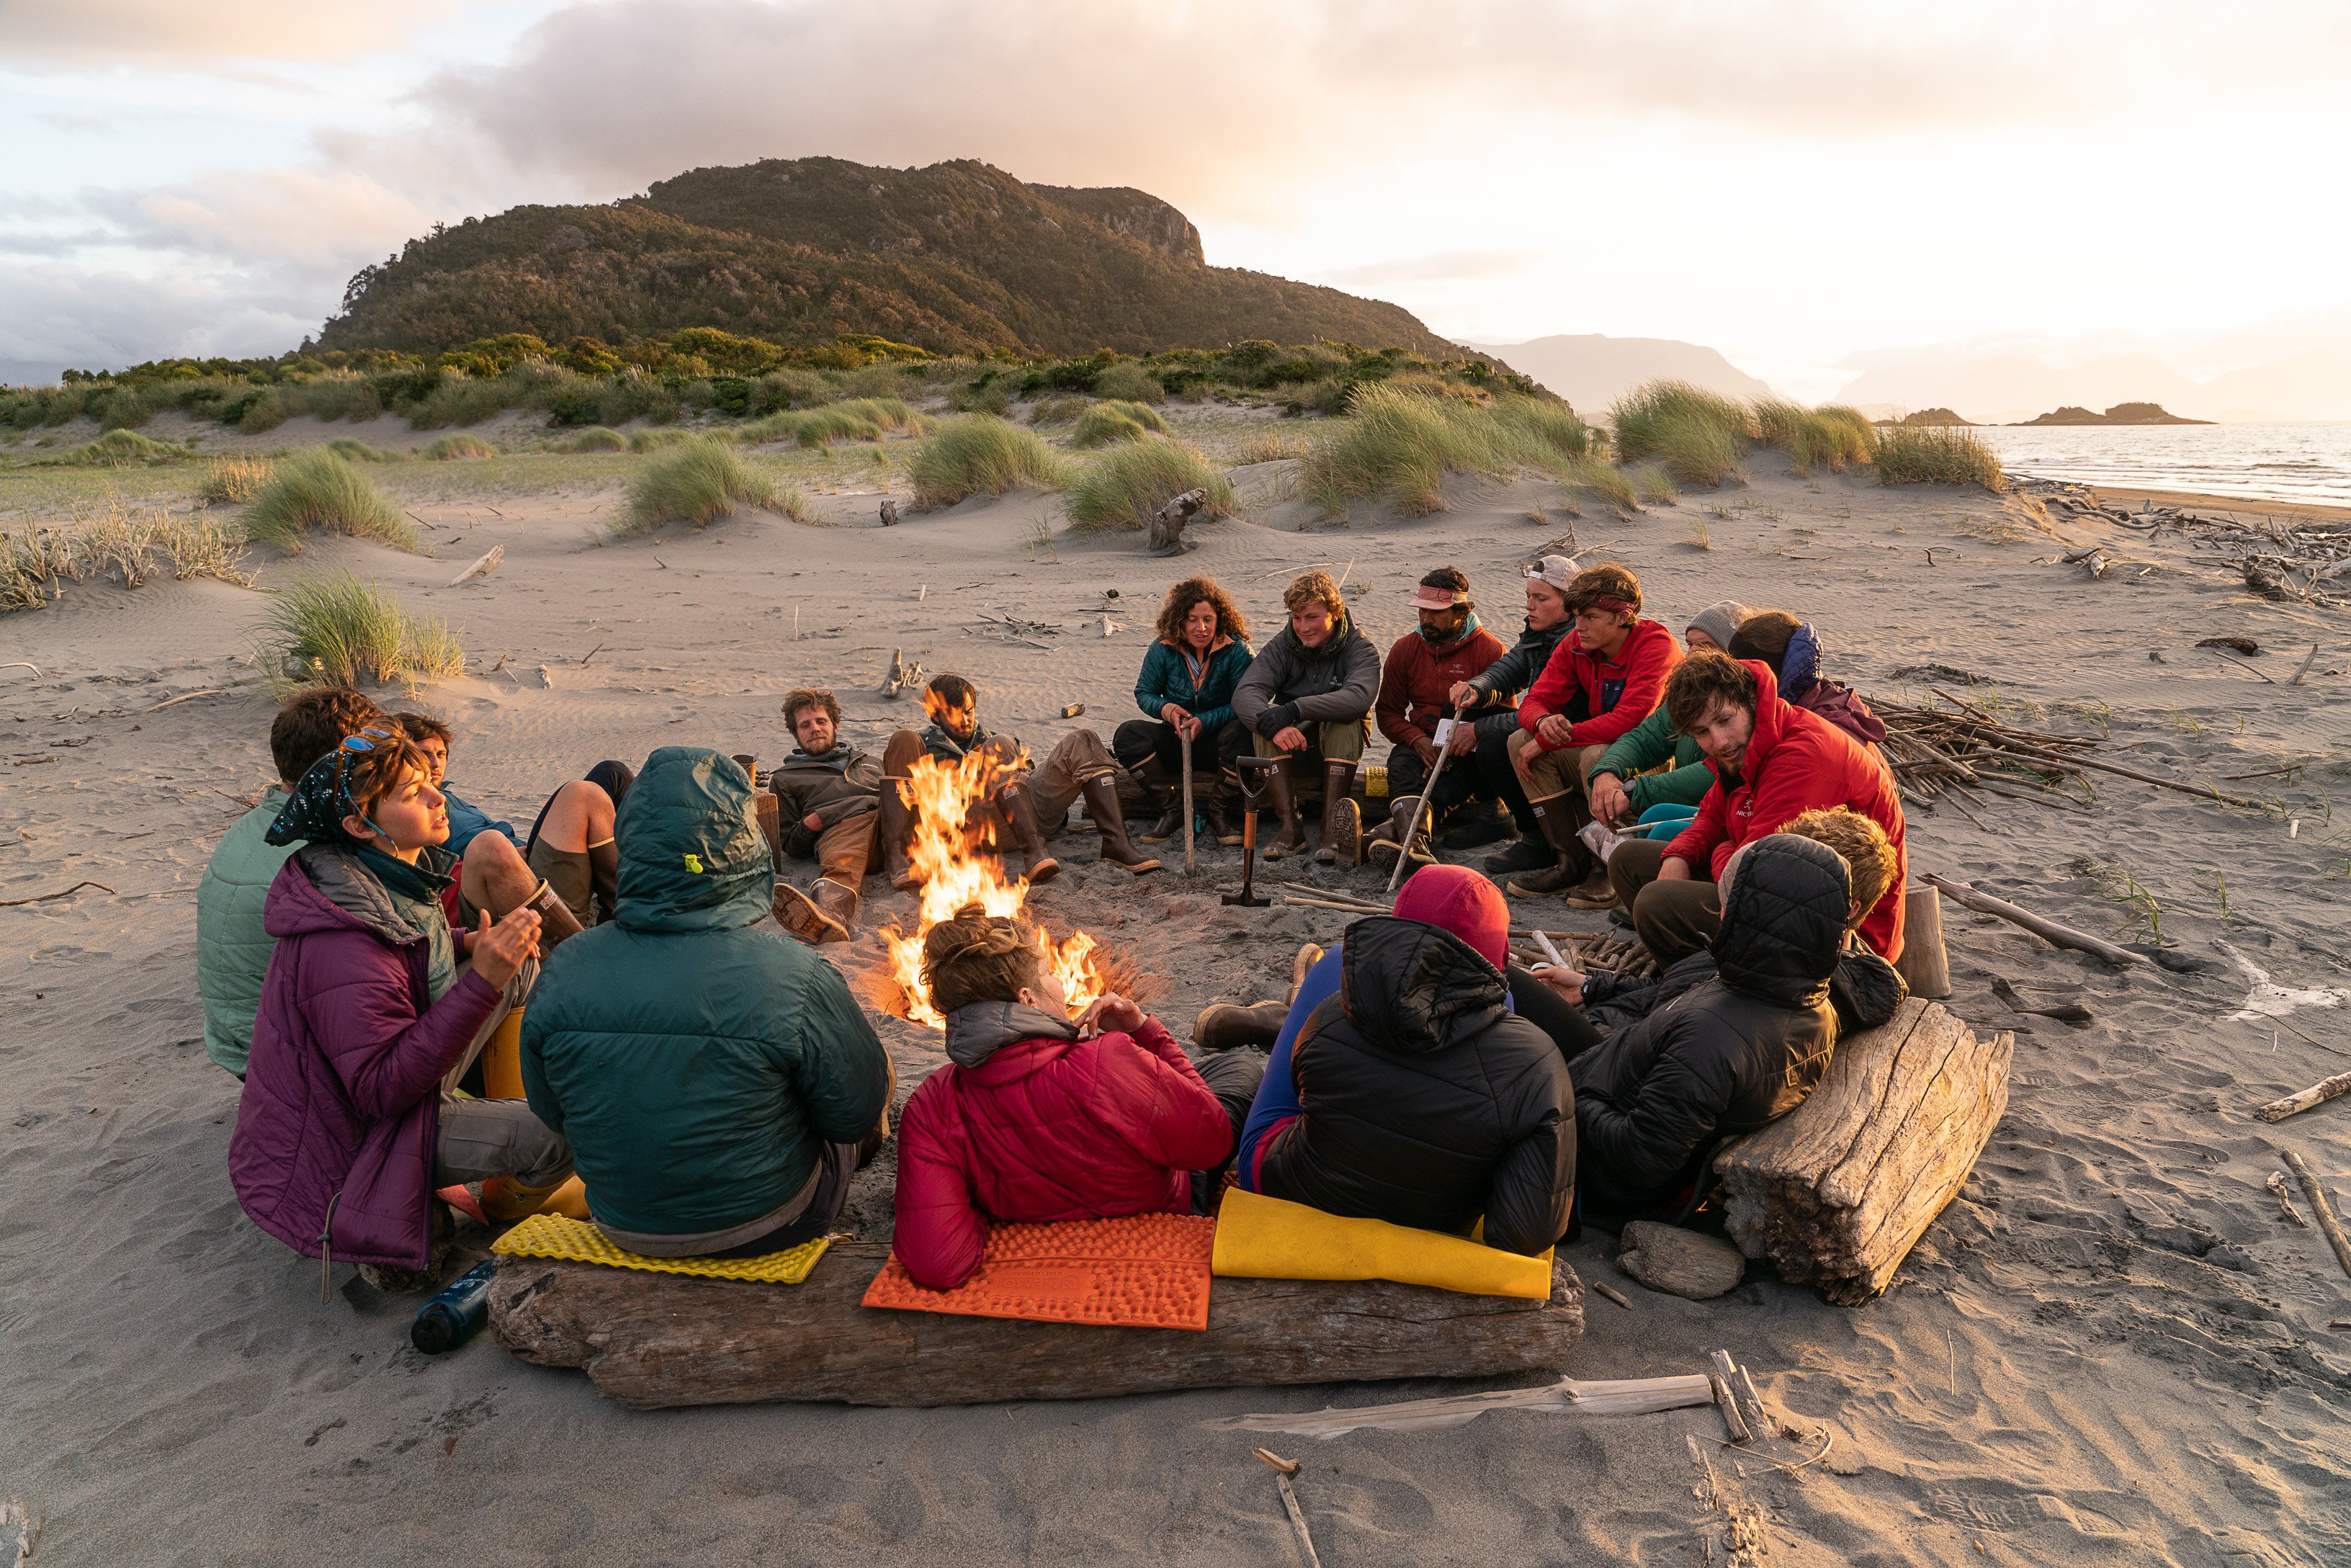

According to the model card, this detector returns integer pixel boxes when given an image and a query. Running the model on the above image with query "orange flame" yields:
[884,748,1107,1029]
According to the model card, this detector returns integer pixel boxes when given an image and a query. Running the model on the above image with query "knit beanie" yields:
[1685,600,1752,653]
[1391,864,1510,972]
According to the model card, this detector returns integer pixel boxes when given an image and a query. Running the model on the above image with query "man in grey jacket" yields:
[769,687,885,944]
[1231,570,1379,862]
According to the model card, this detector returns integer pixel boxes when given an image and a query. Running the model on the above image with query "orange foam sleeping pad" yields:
[861,1212,1217,1330]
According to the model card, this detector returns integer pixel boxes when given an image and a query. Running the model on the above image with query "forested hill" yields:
[318,157,1447,359]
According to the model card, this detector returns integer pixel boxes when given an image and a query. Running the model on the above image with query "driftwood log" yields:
[487,1242,1586,1410]
[1715,998,2013,1304]
[1147,488,1208,555]
[1921,873,2154,969]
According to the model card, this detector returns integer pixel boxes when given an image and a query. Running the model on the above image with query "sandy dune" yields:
[4,434,2349,1566]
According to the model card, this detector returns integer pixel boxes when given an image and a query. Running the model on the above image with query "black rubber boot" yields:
[1083,775,1162,874]
[1000,784,1060,884]
[1263,761,1307,859]
[1315,760,1360,865]
[1505,797,1596,897]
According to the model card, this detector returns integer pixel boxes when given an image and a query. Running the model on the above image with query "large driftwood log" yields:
[488,1242,1585,1410]
[1714,998,2013,1304]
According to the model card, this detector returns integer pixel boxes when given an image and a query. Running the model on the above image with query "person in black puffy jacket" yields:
[1567,833,1849,1222]
[1253,869,1575,1257]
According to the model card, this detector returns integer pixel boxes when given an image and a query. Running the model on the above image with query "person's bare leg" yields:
[539,779,619,918]
[460,830,584,951]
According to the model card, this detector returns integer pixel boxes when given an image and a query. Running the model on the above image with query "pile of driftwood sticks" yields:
[2018,477,2351,608]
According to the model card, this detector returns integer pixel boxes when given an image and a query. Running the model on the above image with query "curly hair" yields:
[269,687,386,788]
[1153,575,1250,646]
[1782,806,1897,926]
[1283,570,1345,617]
[922,904,1044,1016]
[1665,648,1761,733]
[782,687,841,733]
[341,732,433,823]
[388,710,452,749]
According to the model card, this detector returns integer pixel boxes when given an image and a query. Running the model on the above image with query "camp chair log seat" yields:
[486,1240,1585,1410]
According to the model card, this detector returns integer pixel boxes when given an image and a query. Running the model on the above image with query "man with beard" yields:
[769,688,885,945]
[1363,568,1507,872]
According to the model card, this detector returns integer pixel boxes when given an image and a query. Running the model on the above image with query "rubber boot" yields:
[1315,761,1360,865]
[1440,800,1513,851]
[1485,832,1557,877]
[1206,774,1245,846]
[1083,776,1162,874]
[1263,761,1307,859]
[813,875,862,933]
[1506,797,1597,897]
[1366,795,1436,874]
[1190,999,1289,1050]
[773,882,848,945]
[1133,758,1184,844]
[878,794,920,892]
[1001,784,1060,884]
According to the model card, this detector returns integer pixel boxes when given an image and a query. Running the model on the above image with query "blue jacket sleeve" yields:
[1236,943,1343,1188]
[1134,643,1176,721]
[1192,642,1253,734]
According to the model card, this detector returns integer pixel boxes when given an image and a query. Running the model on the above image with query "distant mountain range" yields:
[2015,402,2211,427]
[1458,333,1776,415]
[318,157,1449,359]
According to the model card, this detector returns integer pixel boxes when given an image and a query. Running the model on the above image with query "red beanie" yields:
[1392,864,1510,972]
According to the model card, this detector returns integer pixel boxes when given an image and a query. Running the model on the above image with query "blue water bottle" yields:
[410,1258,499,1354]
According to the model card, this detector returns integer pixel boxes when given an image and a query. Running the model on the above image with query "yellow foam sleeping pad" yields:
[491,1212,830,1284]
[1210,1186,1554,1300]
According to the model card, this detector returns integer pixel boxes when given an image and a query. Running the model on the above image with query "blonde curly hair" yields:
[921,904,1044,1015]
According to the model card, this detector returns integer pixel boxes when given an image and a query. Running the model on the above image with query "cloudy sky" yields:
[5,0,2348,398]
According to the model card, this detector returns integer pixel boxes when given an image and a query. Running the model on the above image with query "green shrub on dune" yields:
[1066,439,1234,532]
[243,449,416,554]
[1876,424,2005,490]
[1610,381,1750,488]
[326,437,400,463]
[55,429,184,467]
[628,429,691,453]
[612,437,806,537]
[1070,399,1170,448]
[424,433,496,460]
[736,397,926,448]
[1303,383,1594,515]
[908,416,1069,510]
[559,426,629,453]
[259,570,462,689]
[1090,362,1165,404]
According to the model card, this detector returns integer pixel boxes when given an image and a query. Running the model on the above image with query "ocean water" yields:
[1971,424,2351,508]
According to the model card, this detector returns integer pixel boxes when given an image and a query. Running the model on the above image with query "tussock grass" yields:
[1610,381,1749,488]
[1065,439,1235,532]
[3,501,252,612]
[949,377,1016,416]
[49,429,184,467]
[1752,398,1876,472]
[1302,384,1595,515]
[1635,467,1680,506]
[199,455,270,503]
[325,437,401,464]
[1565,458,1638,514]
[1091,362,1165,404]
[1070,399,1171,448]
[243,449,416,554]
[259,570,462,689]
[424,434,496,460]
[1876,424,2005,490]
[735,398,925,447]
[628,429,691,453]
[908,416,1069,510]
[557,426,628,453]
[612,437,804,537]
[1028,395,1088,426]
[1232,430,1310,465]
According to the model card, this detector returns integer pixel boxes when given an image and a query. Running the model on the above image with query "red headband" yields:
[1584,595,1635,615]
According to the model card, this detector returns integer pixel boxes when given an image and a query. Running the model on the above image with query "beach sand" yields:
[4,423,2348,1566]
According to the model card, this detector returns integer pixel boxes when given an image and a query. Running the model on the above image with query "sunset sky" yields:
[4,0,2347,400]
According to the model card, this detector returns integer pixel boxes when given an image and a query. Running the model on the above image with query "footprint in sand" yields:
[2216,941,2347,1022]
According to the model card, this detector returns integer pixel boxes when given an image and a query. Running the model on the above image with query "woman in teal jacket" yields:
[519,747,893,1259]
[1114,575,1255,844]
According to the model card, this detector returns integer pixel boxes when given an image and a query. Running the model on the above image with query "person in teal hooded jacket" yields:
[519,747,895,1258]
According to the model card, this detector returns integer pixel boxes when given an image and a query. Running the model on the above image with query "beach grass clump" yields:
[1,503,253,613]
[1751,398,1876,472]
[326,437,401,463]
[1564,457,1639,514]
[1065,439,1235,533]
[53,429,184,467]
[199,455,270,503]
[612,437,804,537]
[1090,362,1165,404]
[1232,430,1311,465]
[1876,424,2005,490]
[1070,399,1171,448]
[1635,467,1680,506]
[259,570,462,689]
[1028,395,1088,427]
[424,434,496,460]
[1610,381,1750,488]
[242,449,417,554]
[405,372,526,430]
[557,426,629,453]
[1302,383,1593,515]
[908,416,1070,510]
[627,429,691,454]
[735,398,925,448]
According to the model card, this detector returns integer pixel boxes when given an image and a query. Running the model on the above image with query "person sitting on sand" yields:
[230,730,572,1295]
[200,686,385,1080]
[1448,555,1578,874]
[1726,609,1888,753]
[768,687,883,945]
[1542,806,1907,1039]
[1582,600,1752,846]
[1363,567,1508,872]
[520,747,895,1260]
[1230,865,1575,1257]
[390,709,588,955]
[1114,575,1256,848]
[1611,651,1909,966]
[879,673,1160,889]
[521,761,636,931]
[891,906,1235,1291]
[1230,570,1380,863]
[1504,562,1684,902]
[1566,833,1851,1224]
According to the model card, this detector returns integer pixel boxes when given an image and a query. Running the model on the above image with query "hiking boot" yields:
[1001,784,1060,884]
[1289,943,1324,1003]
[1439,803,1512,851]
[1365,794,1435,873]
[774,882,850,945]
[1082,776,1162,874]
[1134,758,1183,844]
[1262,762,1307,859]
[1484,833,1555,876]
[1505,798,1598,897]
[1562,871,1618,910]
[814,876,862,934]
[1314,761,1360,865]
[1191,999,1288,1050]
[1206,778,1244,846]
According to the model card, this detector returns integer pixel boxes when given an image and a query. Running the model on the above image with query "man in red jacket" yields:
[1611,650,1907,964]
[1366,567,1508,867]
[1505,562,1683,900]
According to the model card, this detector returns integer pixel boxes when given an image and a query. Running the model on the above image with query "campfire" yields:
[883,746,1109,1029]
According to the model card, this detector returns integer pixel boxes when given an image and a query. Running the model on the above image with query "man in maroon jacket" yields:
[1505,563,1684,900]
[1366,567,1507,866]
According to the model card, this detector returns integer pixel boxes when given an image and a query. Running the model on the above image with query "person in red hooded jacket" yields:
[891,905,1236,1291]
[1609,650,1907,965]
[1505,562,1683,900]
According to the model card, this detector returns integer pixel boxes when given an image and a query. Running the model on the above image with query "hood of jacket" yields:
[1711,834,1847,1008]
[1797,677,1888,746]
[941,999,1080,1072]
[1338,915,1508,1056]
[266,841,451,946]
[612,745,774,934]
[1830,938,1909,1032]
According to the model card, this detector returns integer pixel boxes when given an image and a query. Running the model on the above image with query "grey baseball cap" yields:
[1526,554,1580,592]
